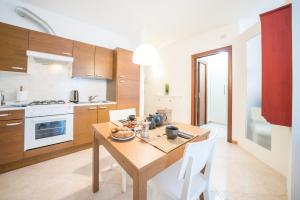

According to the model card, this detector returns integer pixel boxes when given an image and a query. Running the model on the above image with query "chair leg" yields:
[121,168,127,193]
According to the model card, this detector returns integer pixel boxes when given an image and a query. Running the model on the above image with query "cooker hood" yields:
[26,50,74,65]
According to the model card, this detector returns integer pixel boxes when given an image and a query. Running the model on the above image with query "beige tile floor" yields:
[0,123,287,200]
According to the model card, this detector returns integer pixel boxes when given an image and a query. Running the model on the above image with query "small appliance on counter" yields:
[70,90,79,103]
[16,85,28,102]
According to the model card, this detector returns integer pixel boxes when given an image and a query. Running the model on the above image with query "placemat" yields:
[136,124,196,153]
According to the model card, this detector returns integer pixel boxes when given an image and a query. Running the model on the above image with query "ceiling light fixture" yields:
[132,44,159,66]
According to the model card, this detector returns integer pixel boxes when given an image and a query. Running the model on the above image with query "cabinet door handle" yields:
[119,80,125,83]
[96,75,103,77]
[11,66,24,70]
[119,75,125,78]
[88,107,97,110]
[62,52,72,56]
[98,106,107,109]
[0,114,10,117]
[87,74,94,76]
[6,122,22,126]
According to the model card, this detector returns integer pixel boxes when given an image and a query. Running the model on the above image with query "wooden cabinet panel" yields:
[116,48,140,81]
[260,4,292,126]
[117,103,139,116]
[95,46,113,80]
[74,106,97,145]
[0,110,24,121]
[97,104,116,123]
[0,119,24,165]
[72,41,95,77]
[117,79,140,104]
[107,48,140,113]
[29,31,73,56]
[0,22,28,73]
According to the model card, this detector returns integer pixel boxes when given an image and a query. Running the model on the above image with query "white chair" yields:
[148,134,216,200]
[108,108,136,193]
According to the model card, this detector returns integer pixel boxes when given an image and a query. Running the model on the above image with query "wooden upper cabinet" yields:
[116,48,140,81]
[0,22,28,73]
[95,46,113,79]
[72,41,96,77]
[29,31,73,56]
[260,4,292,126]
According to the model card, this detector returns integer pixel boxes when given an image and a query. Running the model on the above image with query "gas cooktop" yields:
[28,100,66,106]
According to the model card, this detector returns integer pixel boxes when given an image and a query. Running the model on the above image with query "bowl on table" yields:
[165,125,179,139]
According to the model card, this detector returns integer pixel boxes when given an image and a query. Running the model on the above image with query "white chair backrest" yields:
[178,133,217,199]
[109,108,136,122]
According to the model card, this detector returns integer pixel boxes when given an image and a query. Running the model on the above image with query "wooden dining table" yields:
[92,122,210,200]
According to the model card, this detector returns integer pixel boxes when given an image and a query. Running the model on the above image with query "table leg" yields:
[133,175,147,200]
[93,131,99,193]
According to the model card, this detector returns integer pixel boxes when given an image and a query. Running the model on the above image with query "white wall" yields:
[291,0,300,199]
[233,23,292,177]
[144,21,291,179]
[144,24,239,122]
[0,0,138,50]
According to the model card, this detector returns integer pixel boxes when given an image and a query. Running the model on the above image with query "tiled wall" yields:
[0,59,106,102]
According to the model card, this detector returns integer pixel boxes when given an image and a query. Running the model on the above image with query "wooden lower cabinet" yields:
[0,119,24,165]
[98,104,116,123]
[74,106,98,145]
[74,104,116,145]
[0,104,117,173]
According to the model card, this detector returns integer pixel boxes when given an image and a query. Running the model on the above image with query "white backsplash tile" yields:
[0,60,107,102]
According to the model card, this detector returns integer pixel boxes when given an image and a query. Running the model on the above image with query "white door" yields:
[202,53,228,124]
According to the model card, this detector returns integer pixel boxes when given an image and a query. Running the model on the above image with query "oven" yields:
[24,105,74,151]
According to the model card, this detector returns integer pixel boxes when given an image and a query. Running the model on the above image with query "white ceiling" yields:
[20,0,286,45]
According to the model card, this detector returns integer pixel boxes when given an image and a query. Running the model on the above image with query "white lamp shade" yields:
[132,44,158,66]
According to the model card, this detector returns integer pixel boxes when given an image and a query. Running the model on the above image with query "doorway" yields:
[191,46,232,143]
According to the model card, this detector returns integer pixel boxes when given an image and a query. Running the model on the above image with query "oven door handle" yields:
[30,116,71,123]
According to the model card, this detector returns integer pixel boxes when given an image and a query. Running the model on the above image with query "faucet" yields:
[0,90,5,106]
[88,95,98,102]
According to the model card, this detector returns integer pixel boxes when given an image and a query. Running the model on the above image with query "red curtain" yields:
[260,4,292,127]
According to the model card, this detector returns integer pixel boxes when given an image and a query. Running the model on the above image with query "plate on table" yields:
[111,127,136,141]
[111,132,136,141]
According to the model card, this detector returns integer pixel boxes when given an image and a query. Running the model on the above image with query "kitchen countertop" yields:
[0,106,26,112]
[72,101,117,106]
[0,101,117,111]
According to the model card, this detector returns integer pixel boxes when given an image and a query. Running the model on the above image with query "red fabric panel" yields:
[260,4,292,127]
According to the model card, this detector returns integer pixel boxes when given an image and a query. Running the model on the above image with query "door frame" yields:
[191,46,232,143]
[195,60,208,126]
